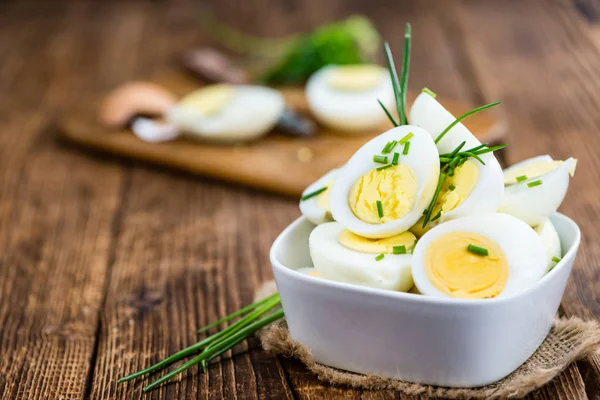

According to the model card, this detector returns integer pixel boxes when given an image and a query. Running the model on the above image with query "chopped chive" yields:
[431,210,442,221]
[449,184,456,191]
[435,101,501,144]
[392,152,400,165]
[516,175,528,182]
[422,87,436,98]
[467,244,489,256]
[376,200,384,218]
[402,141,410,155]
[393,245,407,254]
[376,164,394,171]
[552,256,562,263]
[382,140,398,154]
[373,155,388,164]
[301,187,327,201]
[527,180,543,188]
[398,132,413,145]
[375,254,385,261]
[378,99,399,127]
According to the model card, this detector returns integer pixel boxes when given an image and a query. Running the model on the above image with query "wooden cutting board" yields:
[58,73,506,197]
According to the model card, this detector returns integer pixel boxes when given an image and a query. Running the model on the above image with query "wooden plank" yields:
[453,0,600,397]
[0,3,127,399]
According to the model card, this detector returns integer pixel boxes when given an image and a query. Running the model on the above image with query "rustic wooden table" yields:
[1,1,599,399]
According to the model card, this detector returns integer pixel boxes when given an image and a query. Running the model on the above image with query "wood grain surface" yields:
[0,1,598,399]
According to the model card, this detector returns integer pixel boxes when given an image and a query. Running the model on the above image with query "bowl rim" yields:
[270,212,581,307]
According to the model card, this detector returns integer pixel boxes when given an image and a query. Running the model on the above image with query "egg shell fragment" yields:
[330,125,440,238]
[412,214,547,299]
[309,222,414,292]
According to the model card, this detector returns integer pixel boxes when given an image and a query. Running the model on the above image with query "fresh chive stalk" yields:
[435,101,501,144]
[402,141,410,155]
[467,244,489,256]
[378,99,398,127]
[376,164,394,171]
[422,172,446,228]
[399,23,411,125]
[431,210,442,221]
[422,87,436,98]
[376,200,384,218]
[392,152,400,165]
[527,180,543,188]
[301,187,327,201]
[399,132,413,145]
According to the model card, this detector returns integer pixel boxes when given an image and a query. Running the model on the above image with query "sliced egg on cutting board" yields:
[499,155,577,226]
[409,92,504,235]
[309,222,415,291]
[166,84,285,142]
[412,214,547,299]
[306,65,394,133]
[535,218,562,272]
[330,125,440,238]
[299,168,339,225]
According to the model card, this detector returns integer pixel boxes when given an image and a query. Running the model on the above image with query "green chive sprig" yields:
[373,155,388,164]
[434,102,501,144]
[402,141,410,155]
[382,23,412,127]
[301,187,327,201]
[392,152,400,165]
[422,87,436,98]
[467,244,489,256]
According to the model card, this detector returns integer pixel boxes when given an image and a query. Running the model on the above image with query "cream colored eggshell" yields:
[330,125,440,238]
[309,222,413,292]
[412,214,547,299]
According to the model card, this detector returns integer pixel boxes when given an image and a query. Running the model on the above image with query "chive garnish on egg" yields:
[527,180,543,188]
[376,164,394,171]
[434,101,501,144]
[392,152,400,165]
[431,210,442,221]
[516,175,528,182]
[449,184,456,191]
[422,172,446,228]
[373,155,388,164]
[301,187,327,201]
[375,254,385,261]
[377,99,399,127]
[552,256,562,263]
[393,245,407,254]
[467,244,489,256]
[376,200,384,218]
[402,141,410,155]
[399,132,413,145]
[422,87,436,98]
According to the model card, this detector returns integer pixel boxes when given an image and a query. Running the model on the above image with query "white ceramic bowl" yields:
[270,213,580,387]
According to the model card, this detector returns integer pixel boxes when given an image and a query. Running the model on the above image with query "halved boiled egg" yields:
[330,125,440,238]
[299,168,339,225]
[499,155,577,226]
[412,214,546,299]
[309,222,415,291]
[409,92,504,234]
[306,65,394,133]
[167,84,285,142]
[535,218,562,272]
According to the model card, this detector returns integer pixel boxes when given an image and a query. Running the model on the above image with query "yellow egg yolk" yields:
[327,65,383,91]
[339,229,417,254]
[178,84,234,116]
[410,161,479,237]
[316,179,335,210]
[425,232,508,299]
[504,160,576,185]
[349,164,418,224]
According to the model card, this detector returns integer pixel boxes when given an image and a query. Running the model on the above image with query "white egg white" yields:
[167,85,284,142]
[309,222,413,291]
[330,125,440,238]
[535,218,562,272]
[305,65,394,133]
[499,157,576,226]
[410,92,504,222]
[299,168,339,225]
[412,214,547,299]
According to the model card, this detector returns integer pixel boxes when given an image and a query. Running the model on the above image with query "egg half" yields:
[299,168,339,225]
[409,92,504,234]
[330,125,440,238]
[309,222,415,291]
[306,65,394,133]
[535,218,562,272]
[499,155,577,226]
[412,214,547,299]
[167,84,285,142]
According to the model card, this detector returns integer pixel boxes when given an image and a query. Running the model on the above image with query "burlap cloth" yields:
[254,281,600,399]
